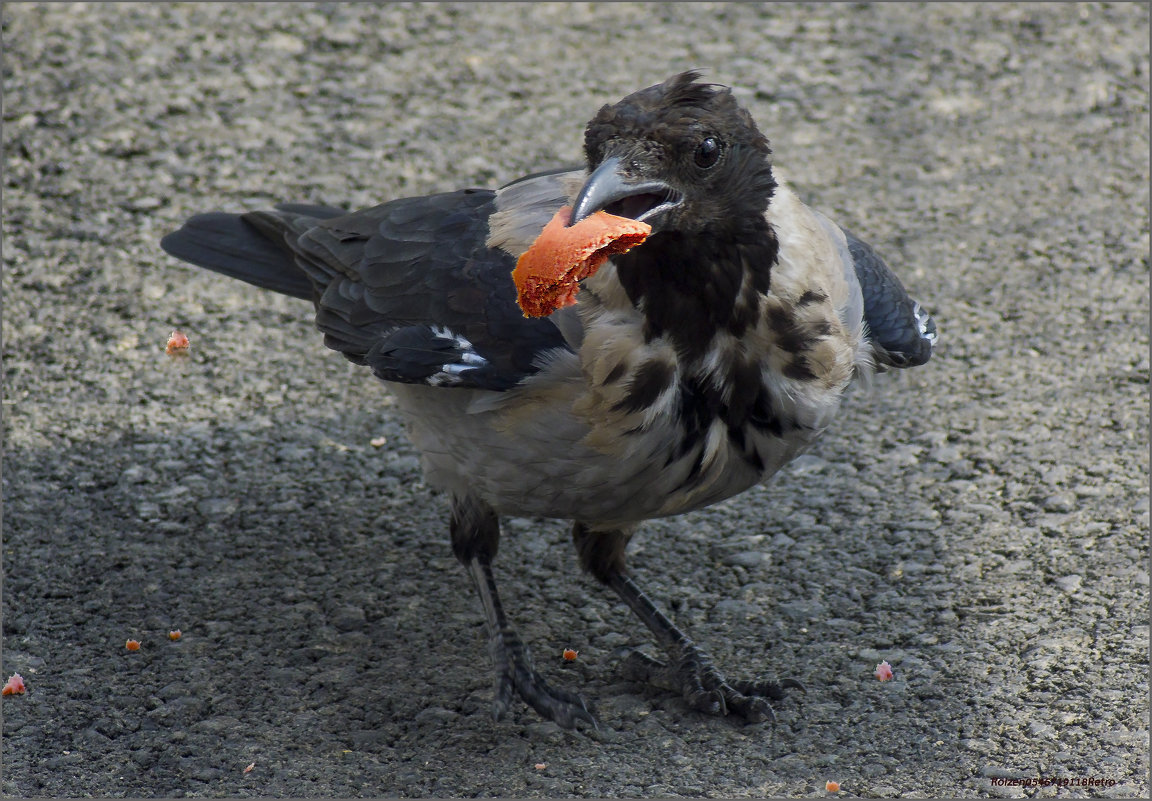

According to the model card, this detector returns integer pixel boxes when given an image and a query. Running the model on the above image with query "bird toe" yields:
[488,633,597,729]
[729,676,806,701]
[618,643,799,723]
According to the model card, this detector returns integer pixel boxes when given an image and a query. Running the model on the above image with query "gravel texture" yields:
[2,3,1148,798]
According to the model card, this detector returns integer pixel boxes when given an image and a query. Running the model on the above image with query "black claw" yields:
[544,694,597,730]
[492,676,515,720]
[704,689,726,717]
[726,692,776,724]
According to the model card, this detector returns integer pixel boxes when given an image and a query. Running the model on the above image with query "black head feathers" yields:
[583,72,771,170]
[578,72,776,241]
[656,70,720,108]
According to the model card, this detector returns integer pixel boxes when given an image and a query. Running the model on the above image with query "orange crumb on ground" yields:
[165,330,190,355]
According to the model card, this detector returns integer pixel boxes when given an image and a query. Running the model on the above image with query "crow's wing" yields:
[804,206,936,369]
[294,189,572,391]
[839,228,936,368]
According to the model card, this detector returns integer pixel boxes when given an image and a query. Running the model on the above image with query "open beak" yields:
[568,156,683,229]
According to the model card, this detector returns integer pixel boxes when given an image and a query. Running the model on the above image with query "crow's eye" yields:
[694,137,721,168]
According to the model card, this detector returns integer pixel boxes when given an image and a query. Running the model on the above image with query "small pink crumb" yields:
[534,763,546,771]
[2,674,26,695]
[165,330,190,355]
[875,660,894,682]
[243,762,256,774]
[826,780,841,792]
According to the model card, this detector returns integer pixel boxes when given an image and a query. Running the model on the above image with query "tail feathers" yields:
[160,211,316,300]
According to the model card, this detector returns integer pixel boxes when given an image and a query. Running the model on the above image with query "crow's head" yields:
[571,72,776,238]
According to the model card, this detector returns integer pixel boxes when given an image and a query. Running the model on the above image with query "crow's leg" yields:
[573,523,803,723]
[452,495,594,728]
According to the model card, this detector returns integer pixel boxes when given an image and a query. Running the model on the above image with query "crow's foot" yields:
[465,553,596,729]
[620,647,804,723]
[488,630,596,730]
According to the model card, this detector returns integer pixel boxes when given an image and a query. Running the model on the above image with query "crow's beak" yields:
[568,156,683,229]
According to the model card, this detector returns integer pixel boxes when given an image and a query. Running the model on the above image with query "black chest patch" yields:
[668,364,785,486]
[613,224,778,362]
[765,302,837,383]
[612,359,676,414]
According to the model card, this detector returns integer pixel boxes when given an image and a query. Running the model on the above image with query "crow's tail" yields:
[159,203,346,301]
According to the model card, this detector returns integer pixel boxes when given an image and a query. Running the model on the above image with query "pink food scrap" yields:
[166,329,190,355]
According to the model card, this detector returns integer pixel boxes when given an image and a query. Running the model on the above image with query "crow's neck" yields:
[613,220,778,362]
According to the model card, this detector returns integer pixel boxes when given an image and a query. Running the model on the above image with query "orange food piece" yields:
[562,648,578,661]
[168,630,182,641]
[534,763,546,771]
[825,780,840,792]
[2,674,26,696]
[126,639,141,651]
[512,206,650,317]
[875,660,894,681]
[166,329,190,355]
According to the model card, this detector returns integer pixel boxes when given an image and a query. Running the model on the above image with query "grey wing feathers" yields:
[488,168,584,257]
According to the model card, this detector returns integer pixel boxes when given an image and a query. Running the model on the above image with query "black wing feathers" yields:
[162,190,568,391]
[301,190,569,389]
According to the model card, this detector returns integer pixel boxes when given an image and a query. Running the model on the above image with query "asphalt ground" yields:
[2,3,1148,798]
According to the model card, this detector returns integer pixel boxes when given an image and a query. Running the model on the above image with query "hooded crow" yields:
[160,72,936,728]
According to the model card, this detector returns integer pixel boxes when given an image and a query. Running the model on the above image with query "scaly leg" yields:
[452,495,594,728]
[573,523,803,722]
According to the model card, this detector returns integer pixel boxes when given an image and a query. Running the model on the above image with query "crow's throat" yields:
[613,222,778,362]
